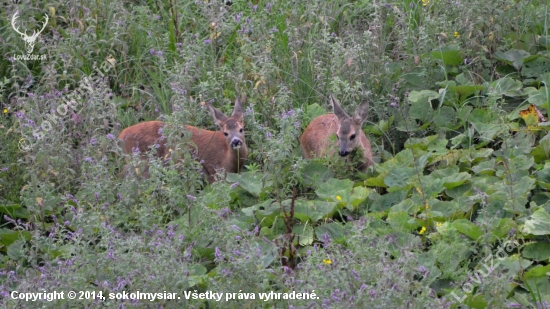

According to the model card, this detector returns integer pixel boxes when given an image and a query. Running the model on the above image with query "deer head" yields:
[11,11,49,54]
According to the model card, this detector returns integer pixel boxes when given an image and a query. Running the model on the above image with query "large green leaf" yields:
[226,172,267,196]
[494,49,531,71]
[522,242,550,262]
[408,90,438,122]
[0,204,30,219]
[300,161,334,188]
[387,211,420,232]
[315,222,345,242]
[523,208,550,235]
[430,46,464,66]
[0,229,32,247]
[433,106,458,129]
[384,166,417,188]
[305,103,327,121]
[292,223,314,246]
[452,219,483,240]
[315,178,353,200]
[489,78,523,97]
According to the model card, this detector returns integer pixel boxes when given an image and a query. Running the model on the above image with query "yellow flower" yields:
[323,259,332,265]
[336,196,342,201]
[422,0,430,6]
[3,109,7,114]
[419,226,427,234]
[436,222,442,227]
[454,31,460,38]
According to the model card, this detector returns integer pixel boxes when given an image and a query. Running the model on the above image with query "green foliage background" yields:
[1,0,550,308]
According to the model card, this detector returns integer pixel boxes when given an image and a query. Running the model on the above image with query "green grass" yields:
[1,0,550,308]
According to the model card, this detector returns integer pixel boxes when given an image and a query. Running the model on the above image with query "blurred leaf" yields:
[523,208,550,235]
[292,223,314,246]
[387,211,420,232]
[0,204,30,219]
[0,229,32,247]
[7,239,26,261]
[430,46,464,66]
[384,166,417,188]
[315,178,353,200]
[226,172,266,196]
[408,90,438,123]
[489,78,523,97]
[494,49,531,71]
[452,219,483,240]
[522,55,550,78]
[522,242,550,262]
[300,161,334,188]
[315,222,345,242]
[491,218,516,239]
[305,103,326,121]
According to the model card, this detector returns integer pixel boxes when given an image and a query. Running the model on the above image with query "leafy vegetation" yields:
[1,0,550,308]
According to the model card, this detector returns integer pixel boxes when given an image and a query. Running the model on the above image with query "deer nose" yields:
[231,139,242,149]
[339,150,350,157]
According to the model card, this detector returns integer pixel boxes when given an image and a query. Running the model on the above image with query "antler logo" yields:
[11,11,49,54]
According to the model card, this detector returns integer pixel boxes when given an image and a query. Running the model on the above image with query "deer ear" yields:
[206,102,229,127]
[330,95,349,120]
[231,95,245,121]
[352,100,369,125]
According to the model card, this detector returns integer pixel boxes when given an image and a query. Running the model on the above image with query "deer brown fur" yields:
[300,95,373,170]
[118,97,247,183]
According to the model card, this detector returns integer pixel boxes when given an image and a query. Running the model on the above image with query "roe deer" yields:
[118,97,247,183]
[300,94,373,170]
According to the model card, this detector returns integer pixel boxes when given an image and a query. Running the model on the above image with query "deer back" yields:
[118,97,247,182]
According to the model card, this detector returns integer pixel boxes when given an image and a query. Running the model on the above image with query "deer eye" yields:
[224,132,229,136]
[239,128,243,133]
[350,134,356,140]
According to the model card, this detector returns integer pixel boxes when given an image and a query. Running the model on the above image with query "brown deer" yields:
[300,95,373,170]
[118,97,247,183]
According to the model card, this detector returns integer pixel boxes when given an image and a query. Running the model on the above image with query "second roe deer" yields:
[118,96,247,183]
[300,94,373,170]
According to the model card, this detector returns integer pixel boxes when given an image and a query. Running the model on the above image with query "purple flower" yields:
[187,195,197,201]
[215,247,223,260]
[204,39,211,44]
[266,131,272,139]
[410,2,414,8]
[90,137,97,145]
[107,133,114,139]
[390,102,399,108]
[150,49,156,55]
[85,157,92,162]
[230,182,239,189]
[0,168,8,172]
[419,265,427,273]
[233,12,243,22]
